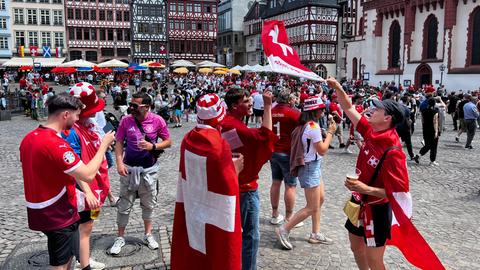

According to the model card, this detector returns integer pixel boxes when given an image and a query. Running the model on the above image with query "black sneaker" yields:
[339,143,346,148]
[413,155,420,164]
[455,137,459,143]
[328,145,334,149]
[465,145,473,149]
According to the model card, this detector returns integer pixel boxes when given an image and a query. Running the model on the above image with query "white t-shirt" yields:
[302,121,323,162]
[252,92,264,110]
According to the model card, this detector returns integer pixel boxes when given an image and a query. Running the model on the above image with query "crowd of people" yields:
[18,67,478,270]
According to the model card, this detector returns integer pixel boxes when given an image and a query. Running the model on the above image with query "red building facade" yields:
[167,0,218,62]
[65,0,131,62]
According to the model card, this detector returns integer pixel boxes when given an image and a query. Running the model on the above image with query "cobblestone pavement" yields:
[0,90,479,269]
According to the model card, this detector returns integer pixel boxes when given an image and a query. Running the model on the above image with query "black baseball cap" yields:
[371,99,404,125]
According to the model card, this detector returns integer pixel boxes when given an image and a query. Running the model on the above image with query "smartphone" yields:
[103,122,115,133]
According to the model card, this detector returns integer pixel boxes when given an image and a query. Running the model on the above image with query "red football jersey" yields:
[354,117,406,204]
[20,126,81,231]
[272,104,300,154]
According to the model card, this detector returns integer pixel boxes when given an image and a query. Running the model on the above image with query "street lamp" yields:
[439,64,446,86]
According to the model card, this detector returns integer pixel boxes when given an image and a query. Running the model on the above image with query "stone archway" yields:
[415,63,432,88]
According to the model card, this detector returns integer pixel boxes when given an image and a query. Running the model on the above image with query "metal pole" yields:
[440,71,443,85]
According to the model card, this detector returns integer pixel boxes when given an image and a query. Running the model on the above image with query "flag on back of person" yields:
[171,122,241,269]
[383,176,445,269]
[262,20,323,81]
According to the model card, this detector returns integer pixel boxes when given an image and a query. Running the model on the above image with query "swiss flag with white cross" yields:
[171,127,241,270]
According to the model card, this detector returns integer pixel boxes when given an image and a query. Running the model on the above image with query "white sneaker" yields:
[308,232,334,245]
[109,236,125,255]
[293,221,305,229]
[343,148,353,154]
[429,161,439,166]
[75,258,106,270]
[270,214,284,225]
[143,234,159,250]
[275,226,293,250]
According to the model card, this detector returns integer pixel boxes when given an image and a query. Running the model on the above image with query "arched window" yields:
[388,21,401,69]
[316,64,327,79]
[423,14,438,59]
[352,57,358,79]
[469,8,480,65]
[358,17,365,36]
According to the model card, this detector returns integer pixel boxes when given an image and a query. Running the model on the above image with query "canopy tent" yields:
[228,69,241,75]
[231,65,243,71]
[59,59,96,68]
[197,60,225,68]
[198,67,213,74]
[171,60,195,67]
[251,64,263,72]
[2,57,66,67]
[97,59,129,68]
[242,64,254,71]
[127,63,148,72]
[18,65,33,71]
[261,65,272,72]
[173,67,189,74]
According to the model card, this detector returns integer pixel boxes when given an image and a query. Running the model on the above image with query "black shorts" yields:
[42,222,80,266]
[253,108,264,117]
[78,210,93,224]
[345,203,392,247]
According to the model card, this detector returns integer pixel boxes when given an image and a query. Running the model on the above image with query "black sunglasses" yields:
[129,103,148,109]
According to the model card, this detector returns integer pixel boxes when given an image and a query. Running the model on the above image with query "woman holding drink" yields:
[275,95,336,250]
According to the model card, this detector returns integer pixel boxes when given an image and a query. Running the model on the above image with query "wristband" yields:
[151,143,156,151]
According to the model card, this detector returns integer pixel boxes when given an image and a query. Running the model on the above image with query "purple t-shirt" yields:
[116,112,170,167]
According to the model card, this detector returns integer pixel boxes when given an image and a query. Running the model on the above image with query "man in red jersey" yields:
[20,93,115,270]
[269,89,301,226]
[329,93,345,148]
[221,87,277,270]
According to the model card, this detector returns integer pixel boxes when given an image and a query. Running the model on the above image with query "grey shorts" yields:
[335,125,343,136]
[117,168,159,226]
[270,152,297,186]
[297,160,322,188]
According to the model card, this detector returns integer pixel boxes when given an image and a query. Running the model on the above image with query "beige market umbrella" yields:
[198,67,213,74]
[173,67,189,74]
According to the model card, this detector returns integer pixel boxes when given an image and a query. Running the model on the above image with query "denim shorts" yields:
[270,152,297,186]
[297,160,322,188]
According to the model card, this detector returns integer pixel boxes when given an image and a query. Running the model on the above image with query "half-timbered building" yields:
[244,0,267,66]
[167,0,218,62]
[262,0,340,78]
[131,0,167,63]
[65,0,131,62]
[344,0,480,91]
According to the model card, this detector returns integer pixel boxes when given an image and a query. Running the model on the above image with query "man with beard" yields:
[110,92,171,255]
[20,93,115,270]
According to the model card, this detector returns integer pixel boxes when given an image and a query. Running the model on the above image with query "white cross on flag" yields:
[262,20,323,81]
[367,155,379,168]
[171,127,241,270]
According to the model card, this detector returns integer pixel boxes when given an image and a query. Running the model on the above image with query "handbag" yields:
[343,146,399,227]
[134,117,164,158]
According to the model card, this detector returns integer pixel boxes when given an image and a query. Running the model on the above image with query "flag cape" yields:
[383,174,445,269]
[171,126,241,270]
[262,20,323,81]
[72,123,110,207]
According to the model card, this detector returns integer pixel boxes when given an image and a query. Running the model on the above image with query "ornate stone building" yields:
[243,0,267,66]
[344,0,480,90]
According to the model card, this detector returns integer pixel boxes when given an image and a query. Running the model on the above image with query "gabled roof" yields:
[244,1,267,22]
[262,0,339,19]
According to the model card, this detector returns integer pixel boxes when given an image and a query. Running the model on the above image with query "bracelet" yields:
[327,131,334,136]
[151,143,156,151]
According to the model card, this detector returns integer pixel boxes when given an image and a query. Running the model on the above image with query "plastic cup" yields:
[346,169,360,181]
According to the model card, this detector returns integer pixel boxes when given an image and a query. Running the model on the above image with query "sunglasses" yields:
[129,103,148,109]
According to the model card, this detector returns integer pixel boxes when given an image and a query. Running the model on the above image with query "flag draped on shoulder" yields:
[171,126,241,270]
[262,20,324,81]
[384,178,445,270]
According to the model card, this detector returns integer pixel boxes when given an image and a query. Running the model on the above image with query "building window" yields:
[16,31,26,47]
[68,27,74,41]
[352,57,358,79]
[99,10,105,20]
[39,0,49,3]
[76,28,82,40]
[53,10,63,25]
[116,29,123,41]
[0,0,5,10]
[0,37,8,49]
[52,0,62,3]
[40,10,50,25]
[186,3,192,12]
[27,9,38,25]
[67,9,74,20]
[107,29,113,40]
[28,31,38,47]
[100,29,106,40]
[101,48,114,57]
[469,7,480,65]
[75,9,81,20]
[123,11,129,21]
[41,32,51,47]
[107,10,113,21]
[169,3,176,12]
[388,20,401,69]
[138,23,149,34]
[124,30,130,42]
[0,18,6,29]
[83,9,89,20]
[358,17,364,36]
[14,9,25,24]
[54,32,64,47]
[90,10,96,20]
[194,3,201,13]
[26,0,36,2]
[90,29,96,40]
[83,28,90,40]
[423,14,438,60]
[116,11,122,21]
[178,3,184,12]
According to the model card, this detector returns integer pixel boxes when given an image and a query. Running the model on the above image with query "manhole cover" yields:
[105,241,143,257]
[2,242,51,270]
